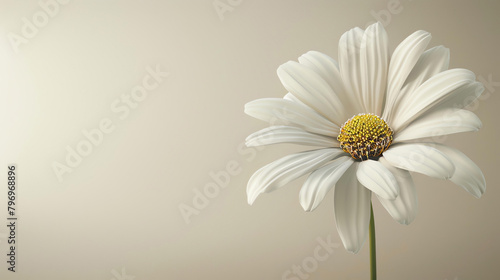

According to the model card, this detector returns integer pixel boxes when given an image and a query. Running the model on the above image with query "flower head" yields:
[245,22,486,253]
[337,113,393,160]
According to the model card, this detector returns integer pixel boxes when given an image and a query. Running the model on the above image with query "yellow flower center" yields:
[337,114,393,161]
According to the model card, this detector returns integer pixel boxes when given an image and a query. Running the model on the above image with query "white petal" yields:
[297,51,359,119]
[299,156,353,211]
[356,159,398,200]
[277,61,347,125]
[395,82,484,137]
[383,143,455,179]
[433,81,485,110]
[338,26,366,114]
[426,144,486,198]
[383,30,431,121]
[247,148,344,204]
[377,157,418,225]
[297,51,343,98]
[246,126,338,147]
[244,98,339,137]
[283,92,308,107]
[334,163,371,254]
[399,46,450,100]
[394,108,481,142]
[337,23,389,115]
[359,22,389,114]
[390,69,476,132]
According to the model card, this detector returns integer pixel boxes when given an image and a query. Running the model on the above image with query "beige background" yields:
[0,0,498,279]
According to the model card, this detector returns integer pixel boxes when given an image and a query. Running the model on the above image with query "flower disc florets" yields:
[337,114,393,161]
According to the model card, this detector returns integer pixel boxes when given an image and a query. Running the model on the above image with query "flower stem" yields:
[369,202,377,280]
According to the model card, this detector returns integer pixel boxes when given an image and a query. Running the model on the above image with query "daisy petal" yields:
[356,159,398,200]
[395,82,484,138]
[283,92,308,107]
[338,26,366,114]
[398,46,450,103]
[244,98,339,137]
[299,156,353,211]
[297,51,359,119]
[297,51,343,98]
[432,81,485,110]
[383,30,431,120]
[334,163,371,254]
[426,144,486,198]
[391,69,476,132]
[246,126,338,147]
[247,148,344,205]
[394,108,481,142]
[383,143,455,179]
[359,22,389,114]
[277,61,347,125]
[299,51,366,117]
[377,157,418,225]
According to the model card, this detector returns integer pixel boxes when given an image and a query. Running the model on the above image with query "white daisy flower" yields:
[245,22,486,254]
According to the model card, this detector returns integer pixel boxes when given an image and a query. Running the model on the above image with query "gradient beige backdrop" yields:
[0,0,498,279]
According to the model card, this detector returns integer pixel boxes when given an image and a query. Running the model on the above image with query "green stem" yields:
[369,203,377,280]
